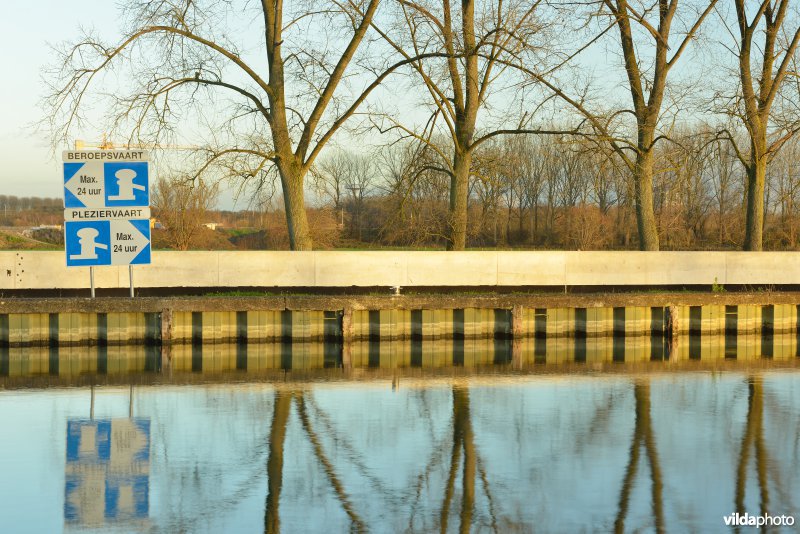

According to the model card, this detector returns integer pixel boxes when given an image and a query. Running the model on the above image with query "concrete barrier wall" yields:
[1,250,799,290]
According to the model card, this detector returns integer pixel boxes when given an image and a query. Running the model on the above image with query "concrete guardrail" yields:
[1,250,799,290]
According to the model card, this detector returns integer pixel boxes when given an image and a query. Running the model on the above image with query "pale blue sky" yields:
[0,2,119,200]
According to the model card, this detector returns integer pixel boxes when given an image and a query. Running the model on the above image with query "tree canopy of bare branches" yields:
[45,0,403,250]
[374,0,563,250]
[42,0,800,253]
[713,0,800,250]
[152,175,219,250]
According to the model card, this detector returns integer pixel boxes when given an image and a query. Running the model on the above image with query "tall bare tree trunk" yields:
[732,0,800,251]
[266,7,314,252]
[596,0,718,250]
[264,0,380,250]
[635,150,660,250]
[277,158,313,250]
[446,0,479,251]
[448,150,472,250]
[743,162,767,251]
[744,136,768,251]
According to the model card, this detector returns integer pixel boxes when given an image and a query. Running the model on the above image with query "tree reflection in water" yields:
[440,387,476,534]
[614,379,664,534]
[261,386,496,533]
[173,374,797,532]
[735,375,769,528]
[265,391,291,534]
[296,393,366,530]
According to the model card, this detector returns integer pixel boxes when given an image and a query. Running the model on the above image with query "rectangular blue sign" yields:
[65,219,151,266]
[63,151,149,209]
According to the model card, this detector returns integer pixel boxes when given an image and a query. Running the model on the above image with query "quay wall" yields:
[1,301,797,348]
[2,303,799,380]
[2,250,800,290]
[3,295,800,378]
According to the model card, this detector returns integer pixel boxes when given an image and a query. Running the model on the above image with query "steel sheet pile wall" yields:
[1,304,798,379]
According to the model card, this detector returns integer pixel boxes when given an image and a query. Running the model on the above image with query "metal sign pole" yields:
[90,266,95,298]
[129,265,135,298]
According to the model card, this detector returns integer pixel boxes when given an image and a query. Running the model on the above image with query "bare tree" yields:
[715,0,800,250]
[603,0,719,250]
[45,0,410,250]
[152,176,219,250]
[707,135,744,246]
[472,143,508,245]
[378,140,450,246]
[510,0,718,250]
[513,136,551,245]
[768,137,800,247]
[313,152,351,213]
[374,0,562,250]
[658,132,714,247]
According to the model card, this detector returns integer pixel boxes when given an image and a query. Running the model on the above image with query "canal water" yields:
[0,349,798,532]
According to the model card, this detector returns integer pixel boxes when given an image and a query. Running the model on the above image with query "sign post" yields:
[62,150,152,297]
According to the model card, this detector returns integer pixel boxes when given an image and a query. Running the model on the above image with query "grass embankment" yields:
[0,229,60,251]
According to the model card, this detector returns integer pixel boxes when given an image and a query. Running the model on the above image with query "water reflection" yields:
[265,392,290,534]
[1,333,798,385]
[614,381,663,534]
[0,373,799,532]
[440,387,476,534]
[64,418,150,528]
[736,377,768,523]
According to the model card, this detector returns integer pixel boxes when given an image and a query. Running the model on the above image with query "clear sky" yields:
[0,2,120,200]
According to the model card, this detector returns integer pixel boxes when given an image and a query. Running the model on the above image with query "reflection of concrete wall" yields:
[3,250,800,289]
[65,418,150,527]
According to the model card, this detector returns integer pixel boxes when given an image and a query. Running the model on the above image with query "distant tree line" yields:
[300,131,800,250]
[0,196,62,227]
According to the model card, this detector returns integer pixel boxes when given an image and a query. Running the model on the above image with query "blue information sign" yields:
[63,152,149,209]
[65,219,151,266]
[62,150,152,267]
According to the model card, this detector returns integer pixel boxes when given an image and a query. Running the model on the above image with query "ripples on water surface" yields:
[0,350,799,533]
